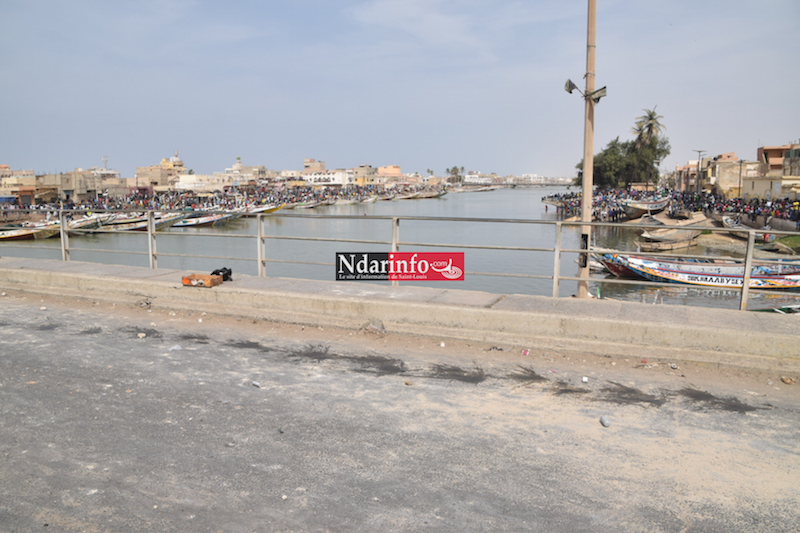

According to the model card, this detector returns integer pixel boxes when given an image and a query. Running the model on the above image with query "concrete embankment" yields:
[0,256,798,373]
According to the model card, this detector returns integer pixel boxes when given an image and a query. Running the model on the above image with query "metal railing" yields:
[3,208,800,310]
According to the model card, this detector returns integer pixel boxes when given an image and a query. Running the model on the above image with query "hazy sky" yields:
[2,0,798,179]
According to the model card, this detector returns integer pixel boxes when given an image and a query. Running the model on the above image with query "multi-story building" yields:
[739,143,800,200]
[303,158,326,174]
[0,165,35,180]
[212,157,278,187]
[674,161,701,192]
[784,144,800,177]
[377,165,401,179]
[135,151,188,189]
[352,165,378,186]
[304,170,351,186]
[704,153,749,199]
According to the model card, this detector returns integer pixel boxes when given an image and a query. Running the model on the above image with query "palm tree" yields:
[633,107,665,145]
[632,107,666,191]
[631,122,645,150]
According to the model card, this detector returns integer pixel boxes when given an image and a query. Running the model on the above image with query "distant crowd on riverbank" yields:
[0,184,445,219]
[543,188,800,226]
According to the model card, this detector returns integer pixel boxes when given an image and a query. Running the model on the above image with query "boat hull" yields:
[0,226,59,240]
[622,198,670,219]
[613,254,800,289]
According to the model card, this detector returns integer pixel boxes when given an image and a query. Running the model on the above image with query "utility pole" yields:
[738,159,744,201]
[577,0,597,299]
[693,149,705,194]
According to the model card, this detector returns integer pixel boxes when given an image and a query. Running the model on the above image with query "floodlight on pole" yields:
[565,79,581,95]
[589,86,607,103]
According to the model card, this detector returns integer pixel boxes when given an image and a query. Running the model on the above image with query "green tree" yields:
[576,137,636,189]
[577,107,670,189]
[633,107,665,146]
[632,107,669,189]
[446,166,465,184]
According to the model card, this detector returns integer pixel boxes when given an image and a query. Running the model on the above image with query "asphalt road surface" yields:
[1,292,798,532]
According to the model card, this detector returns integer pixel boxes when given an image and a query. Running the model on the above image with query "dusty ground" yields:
[3,288,798,399]
[1,290,799,532]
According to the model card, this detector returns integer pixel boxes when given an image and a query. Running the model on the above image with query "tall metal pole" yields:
[693,149,705,194]
[738,159,744,200]
[577,0,596,298]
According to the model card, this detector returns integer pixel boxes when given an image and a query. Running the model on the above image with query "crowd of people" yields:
[1,184,433,220]
[544,188,800,227]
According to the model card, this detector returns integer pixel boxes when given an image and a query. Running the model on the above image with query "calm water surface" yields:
[3,186,799,310]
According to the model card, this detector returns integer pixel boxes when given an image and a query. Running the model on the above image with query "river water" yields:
[3,186,799,311]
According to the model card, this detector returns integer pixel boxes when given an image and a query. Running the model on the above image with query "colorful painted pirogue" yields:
[596,253,800,290]
[0,213,117,240]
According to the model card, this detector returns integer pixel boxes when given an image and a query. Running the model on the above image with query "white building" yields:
[303,170,351,186]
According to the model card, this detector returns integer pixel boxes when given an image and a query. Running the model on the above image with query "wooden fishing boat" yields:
[99,212,187,231]
[68,213,118,231]
[395,191,420,200]
[244,203,284,215]
[622,197,670,219]
[172,211,242,228]
[102,213,148,226]
[722,216,775,243]
[758,241,796,255]
[593,253,639,278]
[751,304,800,314]
[290,201,322,209]
[596,253,800,280]
[0,223,60,241]
[636,237,698,252]
[636,227,702,252]
[619,254,800,289]
[416,189,447,199]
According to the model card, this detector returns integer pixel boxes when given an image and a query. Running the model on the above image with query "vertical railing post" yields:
[391,217,400,287]
[739,230,756,310]
[257,214,266,277]
[59,209,70,262]
[552,221,562,298]
[147,211,157,269]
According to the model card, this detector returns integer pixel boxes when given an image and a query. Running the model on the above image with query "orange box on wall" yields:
[182,274,223,288]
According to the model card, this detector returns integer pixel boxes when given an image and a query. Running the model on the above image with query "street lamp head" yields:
[564,79,579,94]
[589,86,607,103]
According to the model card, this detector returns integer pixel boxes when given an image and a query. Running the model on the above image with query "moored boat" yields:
[601,253,800,289]
[245,203,285,215]
[394,192,420,200]
[171,211,241,228]
[593,253,639,278]
[0,223,60,241]
[722,215,776,243]
[597,252,800,280]
[416,189,448,199]
[622,197,670,219]
[289,200,322,209]
[68,212,118,232]
[636,227,702,252]
[99,212,188,231]
[635,237,699,252]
